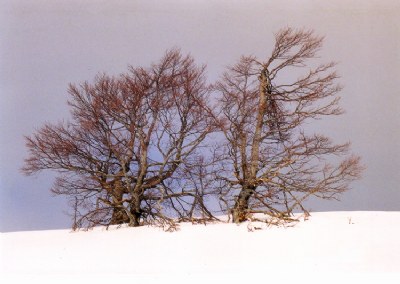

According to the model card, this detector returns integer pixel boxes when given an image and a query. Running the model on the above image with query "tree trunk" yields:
[110,180,131,225]
[232,68,270,224]
[232,185,255,223]
[110,207,130,225]
[129,193,142,227]
[249,67,269,178]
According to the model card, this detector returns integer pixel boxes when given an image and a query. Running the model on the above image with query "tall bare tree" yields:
[215,28,363,223]
[22,49,217,229]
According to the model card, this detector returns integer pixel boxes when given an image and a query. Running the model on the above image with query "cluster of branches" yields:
[22,28,363,230]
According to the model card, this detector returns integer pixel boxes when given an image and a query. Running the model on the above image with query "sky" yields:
[1,0,399,232]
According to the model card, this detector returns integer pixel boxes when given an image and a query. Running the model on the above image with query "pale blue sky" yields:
[1,0,399,232]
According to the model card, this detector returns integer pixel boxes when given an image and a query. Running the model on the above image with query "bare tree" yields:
[22,49,217,229]
[215,28,363,223]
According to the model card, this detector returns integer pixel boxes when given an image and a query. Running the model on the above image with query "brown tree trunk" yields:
[249,67,269,179]
[130,196,142,227]
[111,207,129,225]
[232,68,270,224]
[232,185,255,223]
[110,179,130,225]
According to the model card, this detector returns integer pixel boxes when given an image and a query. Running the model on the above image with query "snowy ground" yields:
[1,211,400,283]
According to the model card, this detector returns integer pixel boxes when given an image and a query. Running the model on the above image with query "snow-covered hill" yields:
[1,211,400,282]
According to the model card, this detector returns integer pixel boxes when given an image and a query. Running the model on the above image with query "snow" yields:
[1,211,400,283]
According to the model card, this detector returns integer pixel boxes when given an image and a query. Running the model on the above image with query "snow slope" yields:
[1,211,400,282]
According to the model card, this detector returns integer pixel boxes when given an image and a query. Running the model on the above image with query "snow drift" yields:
[1,211,400,282]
